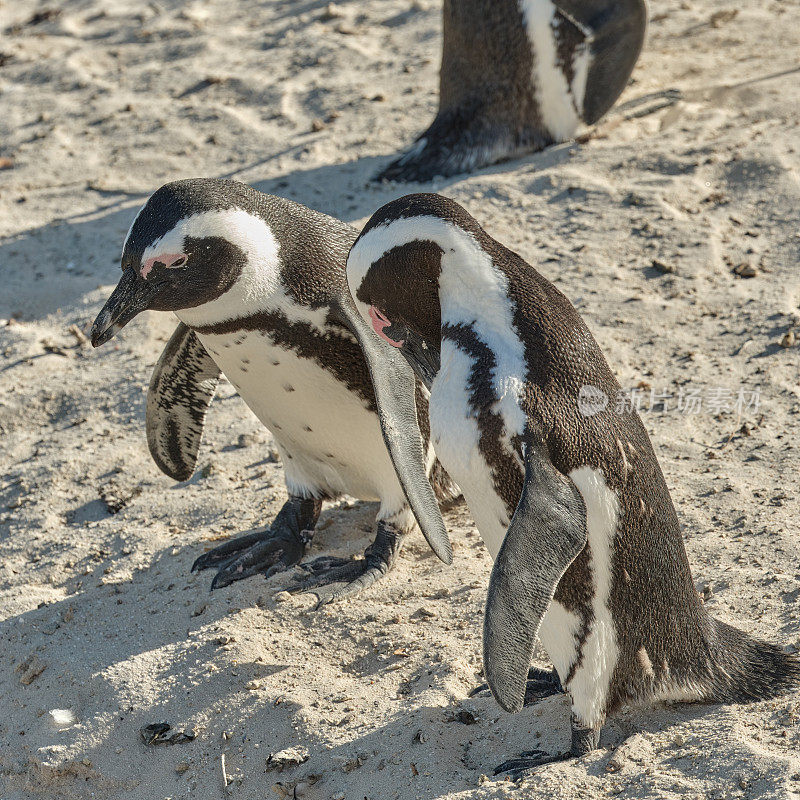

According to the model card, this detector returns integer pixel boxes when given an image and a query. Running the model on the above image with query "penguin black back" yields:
[346,192,800,773]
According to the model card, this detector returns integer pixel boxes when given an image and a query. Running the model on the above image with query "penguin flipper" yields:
[333,297,452,565]
[146,323,221,481]
[555,0,647,125]
[483,437,587,713]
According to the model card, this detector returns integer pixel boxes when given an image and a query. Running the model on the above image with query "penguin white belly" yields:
[195,329,406,507]
[560,466,621,728]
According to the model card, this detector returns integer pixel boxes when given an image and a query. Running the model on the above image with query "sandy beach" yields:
[1,0,800,798]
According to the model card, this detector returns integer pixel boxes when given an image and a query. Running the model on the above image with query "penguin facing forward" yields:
[345,193,800,775]
[377,0,646,182]
[90,178,457,606]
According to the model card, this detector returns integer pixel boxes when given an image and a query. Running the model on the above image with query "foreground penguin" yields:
[377,0,646,182]
[345,193,800,775]
[90,179,458,605]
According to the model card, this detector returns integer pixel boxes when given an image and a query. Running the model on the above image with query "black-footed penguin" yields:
[377,0,646,182]
[90,178,458,606]
[345,193,800,775]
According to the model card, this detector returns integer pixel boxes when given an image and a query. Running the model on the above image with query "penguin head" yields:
[336,193,484,566]
[91,178,281,346]
[346,193,480,388]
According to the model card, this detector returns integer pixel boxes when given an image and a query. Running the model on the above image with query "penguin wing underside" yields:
[146,323,221,481]
[483,438,587,713]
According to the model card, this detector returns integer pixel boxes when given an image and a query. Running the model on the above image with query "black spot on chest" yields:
[193,308,376,411]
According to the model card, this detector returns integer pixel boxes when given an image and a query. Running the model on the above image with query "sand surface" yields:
[2,0,800,798]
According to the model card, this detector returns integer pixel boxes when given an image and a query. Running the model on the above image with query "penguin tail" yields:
[705,617,800,703]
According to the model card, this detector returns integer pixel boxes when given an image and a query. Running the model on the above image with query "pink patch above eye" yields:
[140,253,187,279]
[368,305,404,348]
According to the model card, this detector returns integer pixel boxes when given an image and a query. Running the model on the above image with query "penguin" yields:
[89,178,458,606]
[377,0,647,182]
[344,192,800,775]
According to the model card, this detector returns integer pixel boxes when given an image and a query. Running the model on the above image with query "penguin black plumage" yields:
[90,179,458,606]
[344,192,800,775]
[377,0,647,182]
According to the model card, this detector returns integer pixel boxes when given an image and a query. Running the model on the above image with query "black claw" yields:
[292,519,404,607]
[192,496,321,590]
[493,750,570,777]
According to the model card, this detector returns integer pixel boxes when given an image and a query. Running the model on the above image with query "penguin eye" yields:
[169,255,188,268]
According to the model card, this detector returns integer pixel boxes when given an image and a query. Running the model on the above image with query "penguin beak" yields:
[367,307,440,390]
[336,298,452,566]
[398,329,440,391]
[90,268,156,347]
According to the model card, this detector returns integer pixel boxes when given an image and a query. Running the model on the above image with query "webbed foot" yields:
[191,496,321,590]
[494,716,600,779]
[290,519,403,607]
[493,749,572,778]
[470,667,563,705]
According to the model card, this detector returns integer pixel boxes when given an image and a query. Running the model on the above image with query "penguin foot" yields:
[192,529,312,590]
[191,496,321,590]
[469,667,563,705]
[289,519,403,607]
[494,719,600,779]
[493,750,572,779]
[291,557,389,607]
[374,105,535,183]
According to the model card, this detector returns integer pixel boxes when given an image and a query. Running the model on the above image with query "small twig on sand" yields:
[221,753,229,790]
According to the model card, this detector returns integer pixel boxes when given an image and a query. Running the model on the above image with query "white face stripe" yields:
[152,209,281,328]
[348,215,528,440]
[125,207,328,332]
[518,0,584,140]
[347,215,465,324]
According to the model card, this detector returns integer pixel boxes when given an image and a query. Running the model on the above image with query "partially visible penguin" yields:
[344,193,800,775]
[377,0,646,182]
[90,178,458,606]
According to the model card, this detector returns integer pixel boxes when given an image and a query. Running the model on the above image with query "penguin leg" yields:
[191,496,322,590]
[289,519,404,608]
[469,667,563,705]
[493,714,601,779]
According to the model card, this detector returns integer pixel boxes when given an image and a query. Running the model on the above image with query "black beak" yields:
[376,319,440,390]
[91,269,155,347]
[335,298,452,565]
[399,329,440,391]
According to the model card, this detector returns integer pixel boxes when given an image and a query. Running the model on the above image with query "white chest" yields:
[518,0,589,139]
[429,341,518,558]
[194,327,405,505]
